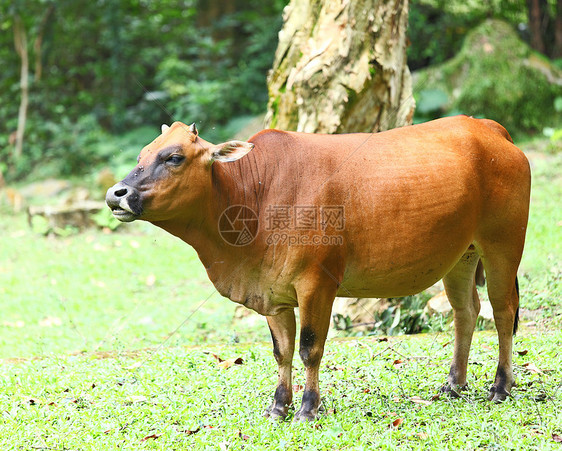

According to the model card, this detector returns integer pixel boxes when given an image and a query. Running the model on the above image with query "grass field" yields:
[0,148,560,449]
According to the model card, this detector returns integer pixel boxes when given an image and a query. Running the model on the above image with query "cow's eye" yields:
[165,154,185,165]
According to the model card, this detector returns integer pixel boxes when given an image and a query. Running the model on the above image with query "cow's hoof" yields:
[293,402,324,422]
[487,386,510,402]
[439,383,467,398]
[294,409,318,422]
[263,403,290,421]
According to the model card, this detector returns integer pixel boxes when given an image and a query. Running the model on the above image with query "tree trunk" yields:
[553,0,562,58]
[33,4,55,82]
[527,0,546,54]
[265,0,414,133]
[14,15,29,161]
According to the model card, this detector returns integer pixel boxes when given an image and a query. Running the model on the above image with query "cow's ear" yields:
[209,141,255,163]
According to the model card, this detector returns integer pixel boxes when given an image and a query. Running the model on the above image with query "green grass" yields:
[517,150,562,312]
[0,147,560,449]
[0,331,560,449]
[0,217,270,359]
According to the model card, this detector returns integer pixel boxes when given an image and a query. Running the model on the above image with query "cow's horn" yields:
[161,124,170,134]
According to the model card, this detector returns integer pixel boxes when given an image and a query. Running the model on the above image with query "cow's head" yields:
[105,122,254,223]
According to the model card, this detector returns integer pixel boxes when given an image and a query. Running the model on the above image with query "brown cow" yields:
[106,116,530,421]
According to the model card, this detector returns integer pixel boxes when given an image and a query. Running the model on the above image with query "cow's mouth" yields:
[106,182,143,222]
[110,206,139,222]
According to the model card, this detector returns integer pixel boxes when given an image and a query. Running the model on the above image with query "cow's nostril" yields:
[115,188,128,197]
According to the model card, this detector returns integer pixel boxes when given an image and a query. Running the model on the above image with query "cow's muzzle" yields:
[105,182,142,222]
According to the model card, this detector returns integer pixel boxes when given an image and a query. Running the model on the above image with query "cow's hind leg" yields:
[479,252,521,402]
[264,309,296,420]
[441,248,481,396]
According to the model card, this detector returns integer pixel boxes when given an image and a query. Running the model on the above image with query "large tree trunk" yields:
[527,0,547,54]
[13,15,29,161]
[265,0,414,133]
[553,0,562,58]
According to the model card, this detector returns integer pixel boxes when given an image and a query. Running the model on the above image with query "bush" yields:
[413,20,562,134]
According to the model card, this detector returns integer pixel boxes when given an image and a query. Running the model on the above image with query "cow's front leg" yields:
[264,308,296,420]
[294,289,335,422]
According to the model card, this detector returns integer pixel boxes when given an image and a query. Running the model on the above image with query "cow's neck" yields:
[151,154,265,284]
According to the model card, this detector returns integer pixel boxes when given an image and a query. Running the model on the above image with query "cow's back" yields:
[245,116,529,298]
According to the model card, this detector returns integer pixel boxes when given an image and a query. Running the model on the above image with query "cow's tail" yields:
[513,277,520,336]
[475,259,485,287]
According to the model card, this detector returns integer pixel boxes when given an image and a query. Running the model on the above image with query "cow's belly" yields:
[338,254,458,298]
[337,194,478,297]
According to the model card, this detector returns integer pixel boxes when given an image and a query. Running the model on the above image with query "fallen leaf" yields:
[391,418,404,428]
[27,398,39,405]
[140,433,161,442]
[238,431,250,440]
[1,320,25,328]
[128,395,147,403]
[204,351,224,362]
[93,243,107,252]
[183,427,200,436]
[517,350,528,356]
[409,396,432,406]
[431,394,441,401]
[39,316,62,327]
[145,274,156,287]
[218,357,244,369]
[124,362,143,370]
[522,362,543,374]
[293,384,304,392]
[553,433,562,442]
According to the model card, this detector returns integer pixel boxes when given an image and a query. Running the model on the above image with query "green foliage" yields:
[414,20,562,134]
[91,208,121,231]
[0,0,287,181]
[333,293,449,338]
[408,0,528,70]
[155,3,284,143]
